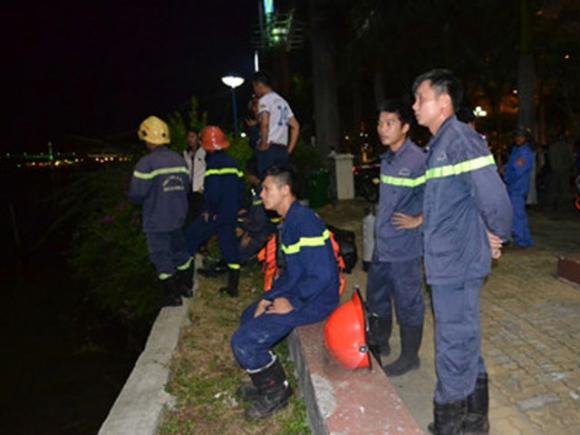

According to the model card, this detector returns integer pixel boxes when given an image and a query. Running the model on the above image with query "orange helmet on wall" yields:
[324,289,370,369]
[201,126,230,152]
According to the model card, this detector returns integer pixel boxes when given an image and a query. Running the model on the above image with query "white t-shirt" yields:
[258,91,294,146]
[183,147,206,192]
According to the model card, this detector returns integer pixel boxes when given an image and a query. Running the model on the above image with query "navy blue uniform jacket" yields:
[128,146,189,232]
[375,138,426,262]
[264,201,339,314]
[203,151,244,223]
[504,143,534,195]
[423,117,512,285]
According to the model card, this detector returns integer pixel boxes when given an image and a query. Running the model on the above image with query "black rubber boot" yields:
[429,400,467,435]
[220,269,240,297]
[162,276,183,307]
[428,376,489,435]
[368,315,392,357]
[463,375,489,434]
[384,325,422,377]
[177,265,195,298]
[235,382,259,402]
[244,358,293,420]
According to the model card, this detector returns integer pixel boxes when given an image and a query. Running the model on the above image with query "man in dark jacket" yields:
[231,167,339,420]
[367,99,426,377]
[128,116,193,307]
[504,127,534,247]
[413,70,512,435]
[184,126,244,297]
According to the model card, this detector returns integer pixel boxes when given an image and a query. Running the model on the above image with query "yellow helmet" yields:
[138,116,170,145]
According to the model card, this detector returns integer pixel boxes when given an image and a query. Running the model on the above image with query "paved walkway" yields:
[321,203,580,434]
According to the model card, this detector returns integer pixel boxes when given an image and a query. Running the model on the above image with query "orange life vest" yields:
[258,230,346,296]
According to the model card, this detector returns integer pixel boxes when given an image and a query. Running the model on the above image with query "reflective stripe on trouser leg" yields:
[169,228,192,270]
[145,232,176,279]
[432,279,485,403]
[216,223,240,266]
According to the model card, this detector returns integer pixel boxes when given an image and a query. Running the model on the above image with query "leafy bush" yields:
[167,96,208,153]
[68,165,159,322]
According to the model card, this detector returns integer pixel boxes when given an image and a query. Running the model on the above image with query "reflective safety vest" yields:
[258,229,346,296]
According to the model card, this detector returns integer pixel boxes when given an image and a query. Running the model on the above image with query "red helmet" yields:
[201,126,230,152]
[324,289,370,369]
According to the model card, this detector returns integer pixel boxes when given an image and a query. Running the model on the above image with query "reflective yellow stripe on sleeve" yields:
[205,168,244,178]
[425,155,495,180]
[381,174,426,187]
[281,229,330,255]
[133,166,189,180]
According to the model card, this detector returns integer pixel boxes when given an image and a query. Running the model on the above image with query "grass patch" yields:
[158,262,310,435]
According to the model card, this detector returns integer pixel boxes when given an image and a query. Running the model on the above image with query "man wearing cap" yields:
[129,116,193,307]
[504,127,534,247]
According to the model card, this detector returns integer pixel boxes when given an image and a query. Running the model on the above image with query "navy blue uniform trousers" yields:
[508,191,533,247]
[145,230,191,279]
[366,258,424,327]
[256,145,289,177]
[432,279,486,403]
[231,301,331,370]
[184,217,240,267]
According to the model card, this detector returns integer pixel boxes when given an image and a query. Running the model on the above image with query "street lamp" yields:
[221,74,245,136]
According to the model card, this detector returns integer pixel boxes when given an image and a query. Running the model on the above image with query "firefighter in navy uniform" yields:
[413,70,512,435]
[184,126,244,297]
[128,116,193,307]
[231,167,339,420]
[367,99,426,377]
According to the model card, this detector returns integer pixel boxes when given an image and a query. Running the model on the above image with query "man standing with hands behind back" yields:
[412,69,512,435]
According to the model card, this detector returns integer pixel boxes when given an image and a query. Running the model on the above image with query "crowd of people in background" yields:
[126,67,577,434]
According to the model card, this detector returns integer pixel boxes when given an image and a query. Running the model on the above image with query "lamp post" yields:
[221,75,245,136]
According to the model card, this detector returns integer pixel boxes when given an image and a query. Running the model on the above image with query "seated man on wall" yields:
[230,167,339,420]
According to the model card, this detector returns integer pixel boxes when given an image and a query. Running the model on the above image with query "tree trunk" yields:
[309,0,340,158]
[517,0,536,131]
[374,59,385,108]
[518,0,537,204]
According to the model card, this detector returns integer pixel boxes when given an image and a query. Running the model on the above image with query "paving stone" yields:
[517,393,561,411]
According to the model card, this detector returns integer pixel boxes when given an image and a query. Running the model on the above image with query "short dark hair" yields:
[412,69,463,112]
[264,166,296,196]
[377,99,413,126]
[456,106,475,124]
[252,71,272,87]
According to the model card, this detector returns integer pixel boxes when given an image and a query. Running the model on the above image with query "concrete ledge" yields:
[557,255,580,286]
[98,302,190,435]
[289,322,424,435]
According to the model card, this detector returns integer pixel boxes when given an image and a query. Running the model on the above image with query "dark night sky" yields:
[3,0,258,152]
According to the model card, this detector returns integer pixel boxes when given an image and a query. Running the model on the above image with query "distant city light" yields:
[473,106,487,117]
